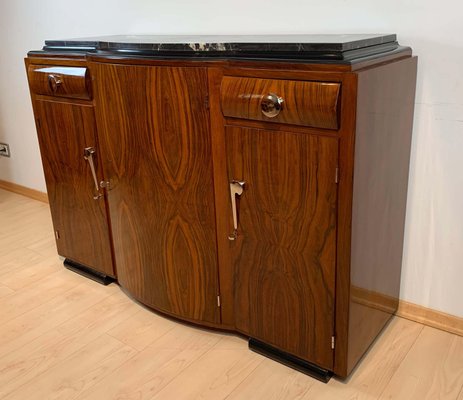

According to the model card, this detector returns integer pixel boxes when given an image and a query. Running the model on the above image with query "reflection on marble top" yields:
[40,34,402,61]
[45,34,396,50]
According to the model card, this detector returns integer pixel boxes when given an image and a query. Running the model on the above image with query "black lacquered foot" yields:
[249,338,333,383]
[64,259,115,286]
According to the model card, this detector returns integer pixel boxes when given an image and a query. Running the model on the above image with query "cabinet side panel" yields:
[347,57,417,374]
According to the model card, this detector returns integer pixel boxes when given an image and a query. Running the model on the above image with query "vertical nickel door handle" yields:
[228,180,245,241]
[83,147,103,200]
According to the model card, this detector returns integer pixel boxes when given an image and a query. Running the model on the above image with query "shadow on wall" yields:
[401,39,463,318]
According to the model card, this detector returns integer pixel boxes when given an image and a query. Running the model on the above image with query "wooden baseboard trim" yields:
[350,286,463,337]
[397,300,463,337]
[351,285,398,314]
[0,179,48,203]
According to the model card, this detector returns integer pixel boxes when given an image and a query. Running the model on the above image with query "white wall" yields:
[1,0,462,317]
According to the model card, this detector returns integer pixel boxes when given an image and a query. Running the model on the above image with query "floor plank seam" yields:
[0,334,137,400]
[76,336,142,397]
[147,347,217,400]
[457,383,463,400]
[105,315,178,351]
[0,267,62,293]
[396,314,463,338]
[147,345,263,400]
[221,358,267,400]
[0,281,117,360]
[0,270,80,326]
[376,322,425,399]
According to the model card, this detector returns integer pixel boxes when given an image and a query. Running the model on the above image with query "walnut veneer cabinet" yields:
[25,34,417,381]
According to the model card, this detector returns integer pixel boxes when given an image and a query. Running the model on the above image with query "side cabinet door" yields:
[35,100,115,276]
[92,63,220,324]
[226,126,338,369]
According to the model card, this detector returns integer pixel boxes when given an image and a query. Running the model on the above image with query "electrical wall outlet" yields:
[0,143,10,157]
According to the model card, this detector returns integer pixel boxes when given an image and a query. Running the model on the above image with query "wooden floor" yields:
[0,188,462,400]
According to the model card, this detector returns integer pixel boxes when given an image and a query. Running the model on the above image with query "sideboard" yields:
[25,34,417,381]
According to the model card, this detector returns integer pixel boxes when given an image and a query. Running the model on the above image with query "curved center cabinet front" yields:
[91,63,220,325]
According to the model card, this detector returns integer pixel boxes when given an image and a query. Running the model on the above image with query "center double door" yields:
[91,61,338,367]
[92,63,220,324]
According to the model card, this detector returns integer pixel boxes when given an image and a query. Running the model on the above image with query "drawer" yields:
[221,76,340,130]
[27,65,91,100]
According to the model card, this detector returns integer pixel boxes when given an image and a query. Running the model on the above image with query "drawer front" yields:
[221,76,340,130]
[28,65,91,100]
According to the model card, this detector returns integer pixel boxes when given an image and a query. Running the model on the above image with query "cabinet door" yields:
[226,126,338,369]
[35,100,114,276]
[92,64,219,324]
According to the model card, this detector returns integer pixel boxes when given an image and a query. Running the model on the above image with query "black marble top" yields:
[39,34,401,62]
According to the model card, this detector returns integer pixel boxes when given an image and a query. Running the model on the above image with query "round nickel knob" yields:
[48,74,62,93]
[260,93,284,118]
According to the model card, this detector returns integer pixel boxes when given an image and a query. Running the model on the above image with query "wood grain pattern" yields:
[221,76,340,129]
[92,63,220,324]
[226,126,338,369]
[33,100,115,277]
[28,65,91,99]
[224,117,340,138]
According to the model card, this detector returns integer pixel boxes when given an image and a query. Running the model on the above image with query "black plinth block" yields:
[64,258,115,286]
[249,338,333,383]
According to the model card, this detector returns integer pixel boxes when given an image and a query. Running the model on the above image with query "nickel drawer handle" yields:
[228,180,245,241]
[83,147,103,200]
[48,74,62,93]
[261,93,284,118]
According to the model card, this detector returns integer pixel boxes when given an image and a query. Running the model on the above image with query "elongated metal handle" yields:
[83,147,102,200]
[228,180,245,240]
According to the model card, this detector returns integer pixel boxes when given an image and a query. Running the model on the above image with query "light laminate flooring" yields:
[1,188,462,400]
